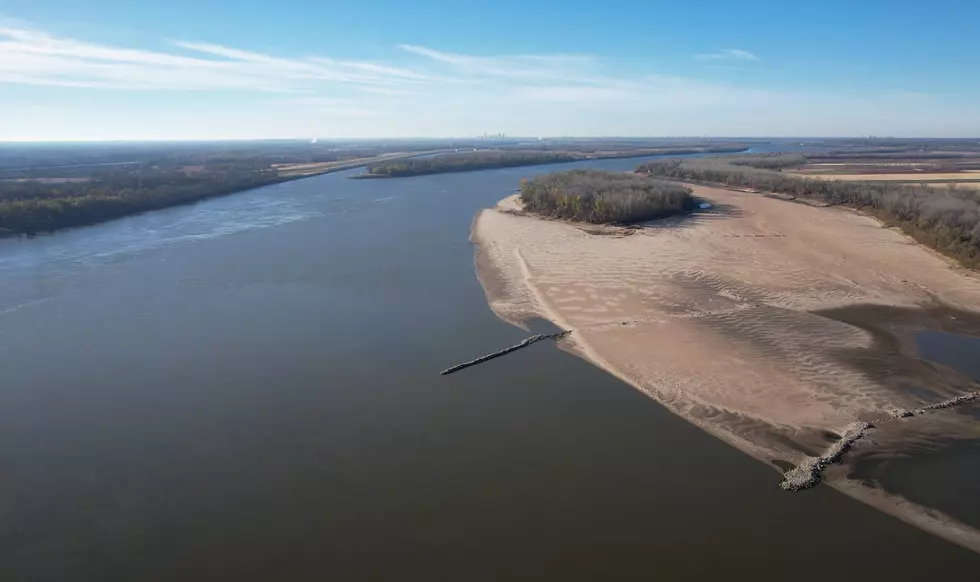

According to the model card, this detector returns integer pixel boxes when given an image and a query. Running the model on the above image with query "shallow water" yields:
[1,156,979,580]
[852,430,980,531]
[917,331,980,381]
[848,332,980,531]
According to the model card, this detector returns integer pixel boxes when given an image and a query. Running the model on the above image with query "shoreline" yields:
[471,186,980,553]
[0,150,453,239]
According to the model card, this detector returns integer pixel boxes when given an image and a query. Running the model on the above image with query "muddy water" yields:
[1,157,979,580]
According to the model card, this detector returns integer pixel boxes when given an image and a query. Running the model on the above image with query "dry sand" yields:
[472,183,980,551]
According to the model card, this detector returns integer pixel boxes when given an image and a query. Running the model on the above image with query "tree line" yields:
[637,156,980,268]
[0,141,448,235]
[363,151,581,177]
[0,168,284,235]
[361,146,751,179]
[519,169,694,224]
[727,154,806,169]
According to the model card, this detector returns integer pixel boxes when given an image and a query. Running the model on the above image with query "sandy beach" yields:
[472,183,980,551]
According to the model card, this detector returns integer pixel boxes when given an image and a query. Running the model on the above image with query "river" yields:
[1,156,978,580]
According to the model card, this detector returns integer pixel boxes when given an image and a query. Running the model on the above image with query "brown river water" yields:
[1,155,978,580]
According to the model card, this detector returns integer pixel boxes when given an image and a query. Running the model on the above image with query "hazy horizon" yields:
[2,135,980,145]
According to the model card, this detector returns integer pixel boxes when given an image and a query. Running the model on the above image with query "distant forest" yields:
[362,151,580,177]
[520,169,694,223]
[0,169,284,236]
[0,141,444,235]
[360,146,749,178]
[637,155,980,268]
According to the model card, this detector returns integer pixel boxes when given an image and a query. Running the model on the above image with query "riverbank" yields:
[471,184,980,552]
[0,149,449,237]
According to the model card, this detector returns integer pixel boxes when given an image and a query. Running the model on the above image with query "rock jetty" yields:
[891,392,979,418]
[782,391,979,491]
[439,331,570,376]
[780,422,872,491]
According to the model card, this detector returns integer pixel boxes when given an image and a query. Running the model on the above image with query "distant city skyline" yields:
[1,0,979,141]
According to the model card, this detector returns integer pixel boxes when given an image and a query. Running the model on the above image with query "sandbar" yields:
[472,183,980,552]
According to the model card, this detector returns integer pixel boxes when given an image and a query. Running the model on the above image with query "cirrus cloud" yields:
[695,48,759,61]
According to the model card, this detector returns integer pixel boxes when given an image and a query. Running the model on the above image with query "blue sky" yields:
[1,0,978,140]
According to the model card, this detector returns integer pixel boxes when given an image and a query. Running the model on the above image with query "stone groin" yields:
[780,422,872,491]
[439,331,570,376]
[891,392,979,418]
[782,391,980,491]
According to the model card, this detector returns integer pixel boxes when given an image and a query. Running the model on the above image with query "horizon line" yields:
[3,135,978,144]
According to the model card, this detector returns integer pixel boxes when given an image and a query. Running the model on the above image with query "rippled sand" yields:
[472,184,980,551]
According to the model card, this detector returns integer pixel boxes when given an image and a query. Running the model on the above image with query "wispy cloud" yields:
[1,24,762,104]
[695,48,759,61]
[0,27,444,91]
[0,26,629,100]
[398,44,601,83]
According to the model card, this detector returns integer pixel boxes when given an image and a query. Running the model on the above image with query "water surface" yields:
[917,331,980,381]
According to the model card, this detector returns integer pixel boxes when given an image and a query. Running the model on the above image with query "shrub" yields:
[366,151,579,177]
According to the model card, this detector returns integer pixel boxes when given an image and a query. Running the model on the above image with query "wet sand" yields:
[472,183,980,551]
